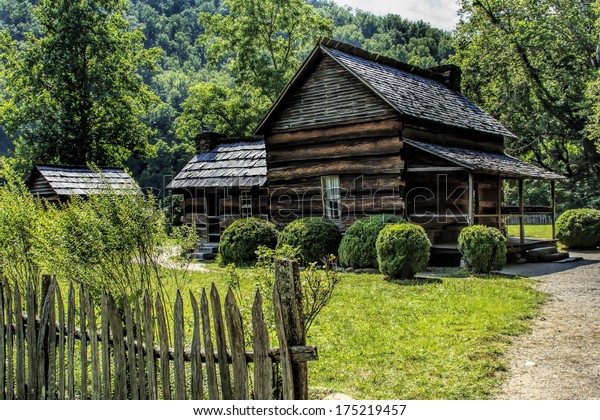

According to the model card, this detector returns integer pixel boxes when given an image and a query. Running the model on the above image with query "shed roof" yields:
[404,139,566,180]
[167,139,267,190]
[27,165,139,197]
[256,39,515,138]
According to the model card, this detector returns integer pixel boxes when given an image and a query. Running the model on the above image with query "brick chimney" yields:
[194,132,227,154]
[429,64,462,93]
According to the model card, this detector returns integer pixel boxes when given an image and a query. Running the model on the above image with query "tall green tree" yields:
[0,0,162,170]
[585,1,600,154]
[176,0,333,137]
[452,0,600,208]
[200,0,333,102]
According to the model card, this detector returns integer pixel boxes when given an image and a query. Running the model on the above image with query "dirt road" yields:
[496,251,600,399]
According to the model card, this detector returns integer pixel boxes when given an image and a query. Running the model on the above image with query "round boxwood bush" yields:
[376,223,430,279]
[277,217,342,263]
[458,225,506,274]
[338,214,405,269]
[556,208,600,249]
[218,217,278,266]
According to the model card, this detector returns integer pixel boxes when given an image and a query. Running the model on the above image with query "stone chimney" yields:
[194,132,227,154]
[429,64,462,93]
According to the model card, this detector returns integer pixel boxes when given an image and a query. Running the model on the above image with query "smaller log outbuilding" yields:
[167,133,268,247]
[27,165,139,202]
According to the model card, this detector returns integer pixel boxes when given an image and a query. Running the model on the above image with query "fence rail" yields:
[0,260,315,400]
[506,213,560,225]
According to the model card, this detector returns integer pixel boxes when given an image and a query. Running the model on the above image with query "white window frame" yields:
[240,190,252,217]
[322,176,341,222]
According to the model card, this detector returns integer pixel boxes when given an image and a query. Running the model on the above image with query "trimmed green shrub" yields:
[376,223,430,279]
[556,208,600,249]
[219,217,279,266]
[338,214,405,268]
[277,217,342,263]
[458,225,506,273]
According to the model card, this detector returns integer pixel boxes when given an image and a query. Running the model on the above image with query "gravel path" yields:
[496,251,600,399]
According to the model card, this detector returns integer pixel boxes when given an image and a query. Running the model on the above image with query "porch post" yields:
[519,178,525,244]
[468,172,474,226]
[551,180,556,240]
[497,176,503,235]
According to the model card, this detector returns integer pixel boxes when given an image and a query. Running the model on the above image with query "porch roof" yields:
[167,139,267,189]
[404,139,566,180]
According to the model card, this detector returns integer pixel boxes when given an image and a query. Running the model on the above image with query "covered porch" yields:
[403,139,567,266]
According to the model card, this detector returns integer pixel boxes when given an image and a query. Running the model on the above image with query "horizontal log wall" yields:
[476,175,501,216]
[405,172,502,243]
[267,119,405,229]
[180,188,269,241]
[405,171,470,244]
[474,174,503,231]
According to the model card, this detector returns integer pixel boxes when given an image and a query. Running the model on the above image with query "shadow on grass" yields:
[501,257,600,278]
[421,268,531,281]
[387,276,444,286]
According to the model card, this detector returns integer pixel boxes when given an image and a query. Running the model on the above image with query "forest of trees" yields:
[453,0,600,210]
[0,0,452,193]
[0,0,598,210]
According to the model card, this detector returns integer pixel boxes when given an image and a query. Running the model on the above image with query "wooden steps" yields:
[191,242,219,261]
[430,238,572,267]
[525,245,569,263]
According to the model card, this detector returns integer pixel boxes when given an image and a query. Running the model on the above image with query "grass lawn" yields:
[184,266,545,400]
[507,224,552,239]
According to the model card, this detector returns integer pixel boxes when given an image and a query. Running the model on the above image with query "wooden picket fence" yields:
[0,260,316,400]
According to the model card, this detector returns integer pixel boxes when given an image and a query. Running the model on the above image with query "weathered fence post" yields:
[210,284,233,400]
[14,284,25,399]
[252,291,272,400]
[39,275,52,316]
[36,280,56,399]
[273,259,308,400]
[6,282,14,400]
[0,278,5,400]
[39,274,53,397]
[26,281,38,399]
[224,288,249,400]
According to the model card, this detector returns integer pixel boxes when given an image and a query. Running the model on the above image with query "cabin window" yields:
[240,190,252,217]
[322,176,341,222]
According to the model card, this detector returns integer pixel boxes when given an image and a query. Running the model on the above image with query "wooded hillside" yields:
[0,0,452,193]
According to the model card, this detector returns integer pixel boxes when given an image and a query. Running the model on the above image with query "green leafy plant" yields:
[254,245,341,333]
[0,160,197,307]
[458,225,507,274]
[338,214,404,269]
[277,217,342,264]
[218,217,279,266]
[0,160,49,292]
[55,184,198,306]
[376,223,430,279]
[556,208,600,249]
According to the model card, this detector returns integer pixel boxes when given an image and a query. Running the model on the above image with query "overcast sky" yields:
[330,0,460,31]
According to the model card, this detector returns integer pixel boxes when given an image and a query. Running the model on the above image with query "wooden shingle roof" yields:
[404,139,566,180]
[167,139,267,189]
[321,45,515,138]
[27,165,139,198]
[256,39,515,138]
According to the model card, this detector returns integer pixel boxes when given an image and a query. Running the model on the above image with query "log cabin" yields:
[255,38,567,265]
[167,133,268,259]
[27,165,139,202]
